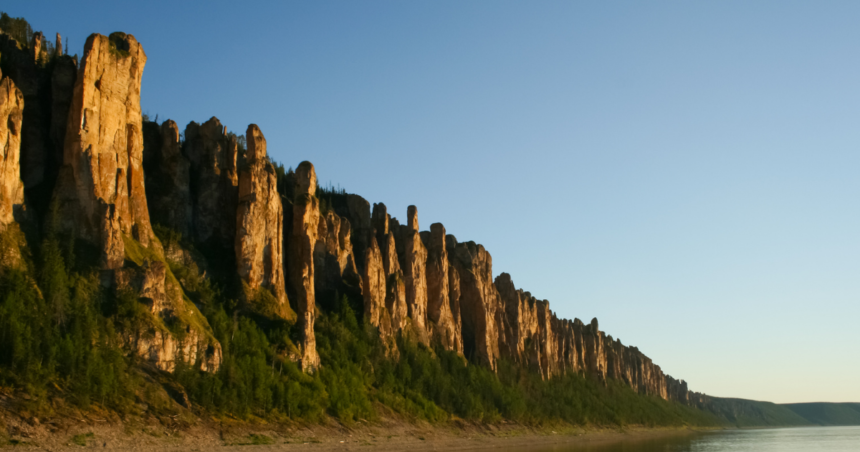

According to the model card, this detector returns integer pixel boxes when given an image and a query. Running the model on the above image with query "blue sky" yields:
[9,1,859,404]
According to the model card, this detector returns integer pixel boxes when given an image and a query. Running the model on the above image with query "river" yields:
[520,426,860,452]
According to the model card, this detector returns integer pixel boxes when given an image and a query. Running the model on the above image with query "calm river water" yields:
[518,426,860,452]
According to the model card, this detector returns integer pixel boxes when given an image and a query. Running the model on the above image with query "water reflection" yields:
[496,426,860,452]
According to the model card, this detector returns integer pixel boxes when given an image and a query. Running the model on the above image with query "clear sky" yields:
[8,1,859,404]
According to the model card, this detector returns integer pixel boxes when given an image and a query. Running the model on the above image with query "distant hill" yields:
[695,398,811,427]
[783,403,860,426]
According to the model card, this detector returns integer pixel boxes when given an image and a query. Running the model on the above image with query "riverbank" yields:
[2,412,719,451]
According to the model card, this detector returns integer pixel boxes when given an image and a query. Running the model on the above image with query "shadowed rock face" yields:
[144,120,192,238]
[235,124,291,320]
[184,117,239,246]
[287,161,321,372]
[0,72,25,229]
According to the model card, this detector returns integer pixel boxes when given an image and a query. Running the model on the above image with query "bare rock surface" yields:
[184,117,239,246]
[235,124,291,320]
[426,223,463,353]
[0,72,25,229]
[51,33,155,266]
[287,161,321,372]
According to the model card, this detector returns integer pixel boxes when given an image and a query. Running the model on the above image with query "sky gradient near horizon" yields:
[8,1,859,404]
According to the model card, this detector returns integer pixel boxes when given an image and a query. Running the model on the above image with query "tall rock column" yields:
[48,33,221,372]
[403,206,430,344]
[0,71,25,230]
[370,203,407,332]
[52,32,154,268]
[235,124,291,320]
[426,223,462,353]
[288,161,321,372]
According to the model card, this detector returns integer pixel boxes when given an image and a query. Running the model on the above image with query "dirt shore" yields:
[3,414,719,452]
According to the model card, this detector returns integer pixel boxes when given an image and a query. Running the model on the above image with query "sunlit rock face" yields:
[0,71,25,230]
[448,236,508,370]
[49,33,221,373]
[235,124,292,320]
[426,223,463,353]
[287,161,321,372]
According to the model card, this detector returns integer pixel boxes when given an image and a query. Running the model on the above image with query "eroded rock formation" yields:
[403,206,430,344]
[48,33,221,372]
[51,32,155,267]
[184,117,239,246]
[287,161,321,371]
[426,223,462,353]
[143,120,192,238]
[235,124,291,320]
[0,71,25,229]
[0,24,704,402]
[448,237,508,369]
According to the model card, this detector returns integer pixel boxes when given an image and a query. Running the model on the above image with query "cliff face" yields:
[51,33,154,266]
[184,117,239,247]
[143,120,192,238]
[235,124,291,320]
[0,71,25,230]
[46,33,221,373]
[286,161,321,372]
[448,237,508,370]
[0,27,702,401]
[426,223,463,353]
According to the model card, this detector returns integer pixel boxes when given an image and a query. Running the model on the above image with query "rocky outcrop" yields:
[315,209,361,309]
[184,117,239,246]
[0,71,25,229]
[0,31,75,197]
[51,32,155,267]
[47,33,220,373]
[287,161,321,372]
[113,260,221,372]
[143,120,192,238]
[362,236,391,337]
[235,124,291,320]
[426,223,462,353]
[369,203,407,333]
[403,206,430,344]
[448,236,508,370]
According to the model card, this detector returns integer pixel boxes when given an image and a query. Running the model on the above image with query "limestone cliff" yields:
[403,206,430,344]
[51,32,154,266]
[0,23,707,405]
[286,161,321,372]
[426,223,463,353]
[0,71,25,231]
[47,33,220,373]
[235,124,292,320]
[143,120,192,238]
[448,236,508,370]
[184,117,239,247]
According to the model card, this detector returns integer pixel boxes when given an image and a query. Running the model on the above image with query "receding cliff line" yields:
[0,27,700,403]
